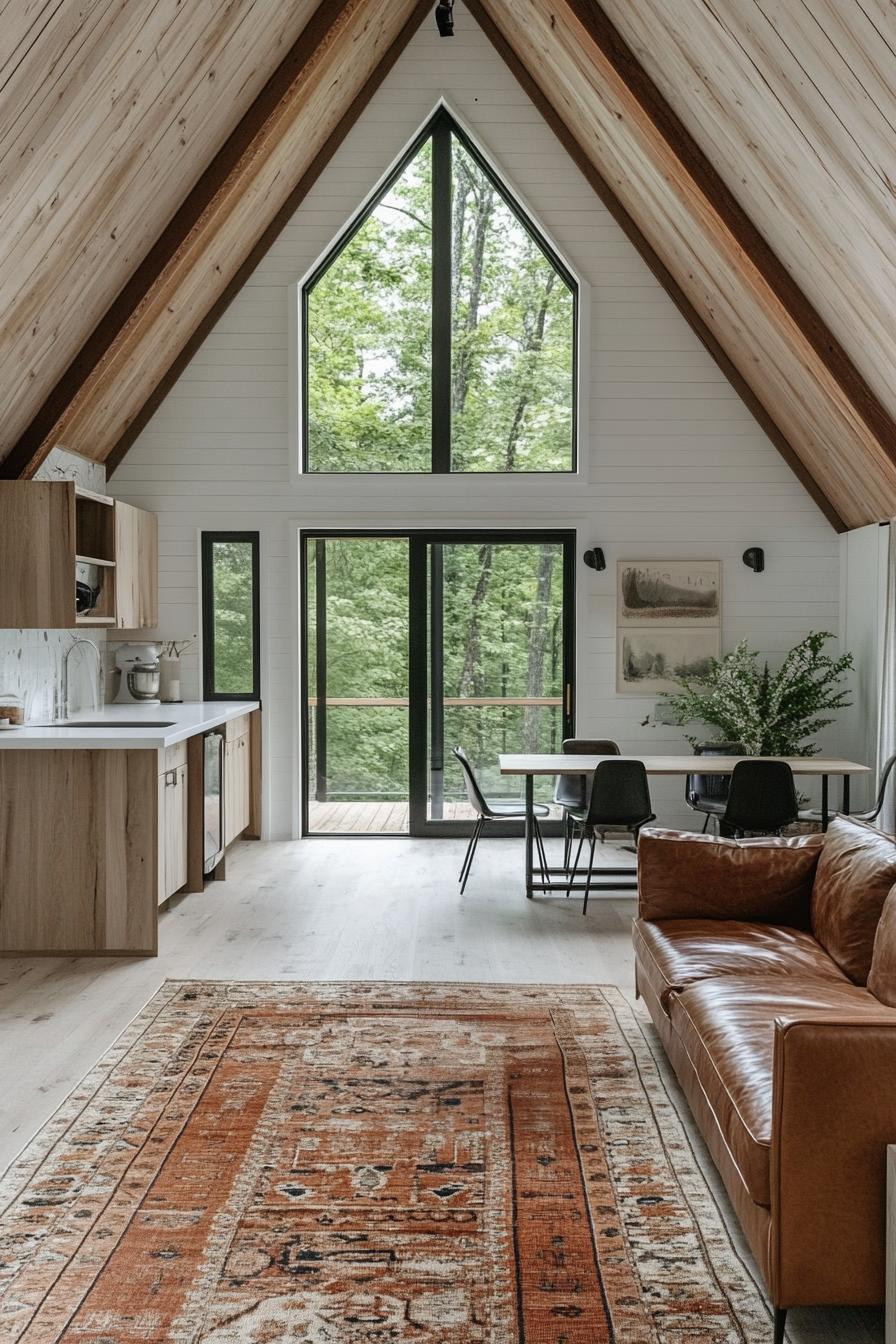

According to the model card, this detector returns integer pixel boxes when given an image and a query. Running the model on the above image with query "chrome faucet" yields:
[58,638,104,721]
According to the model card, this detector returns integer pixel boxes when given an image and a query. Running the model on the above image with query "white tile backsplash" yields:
[0,449,106,723]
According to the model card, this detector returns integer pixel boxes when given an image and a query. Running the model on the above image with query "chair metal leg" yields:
[562,814,572,870]
[458,822,478,882]
[701,812,710,833]
[582,835,597,915]
[773,1307,787,1344]
[459,817,483,894]
[566,829,586,897]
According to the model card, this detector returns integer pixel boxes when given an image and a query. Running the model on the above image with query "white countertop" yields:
[0,701,259,749]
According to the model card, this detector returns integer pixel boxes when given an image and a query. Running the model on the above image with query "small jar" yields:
[0,692,25,726]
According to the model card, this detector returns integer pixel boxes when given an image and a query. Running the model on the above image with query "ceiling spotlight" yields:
[435,1,454,36]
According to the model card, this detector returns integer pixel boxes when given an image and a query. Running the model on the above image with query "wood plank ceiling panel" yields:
[0,0,314,455]
[597,0,896,509]
[475,0,896,528]
[4,0,430,476]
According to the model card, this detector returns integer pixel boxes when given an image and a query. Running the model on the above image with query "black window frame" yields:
[201,531,261,702]
[301,106,578,476]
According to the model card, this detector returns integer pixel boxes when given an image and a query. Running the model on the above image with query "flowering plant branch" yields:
[160,637,195,659]
[661,631,853,756]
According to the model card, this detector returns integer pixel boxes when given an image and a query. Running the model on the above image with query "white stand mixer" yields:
[113,643,162,705]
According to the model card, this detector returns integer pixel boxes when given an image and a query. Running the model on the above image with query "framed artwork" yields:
[618,561,720,623]
[617,561,721,694]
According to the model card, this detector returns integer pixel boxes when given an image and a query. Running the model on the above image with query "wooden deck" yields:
[308,800,479,833]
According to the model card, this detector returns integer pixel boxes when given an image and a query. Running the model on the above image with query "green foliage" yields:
[211,541,255,693]
[307,537,564,803]
[306,125,574,473]
[661,632,853,757]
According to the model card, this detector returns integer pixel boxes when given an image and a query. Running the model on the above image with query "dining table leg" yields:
[524,773,534,899]
[821,775,829,831]
[842,773,850,816]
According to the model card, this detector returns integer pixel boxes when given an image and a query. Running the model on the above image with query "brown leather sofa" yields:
[634,815,896,1342]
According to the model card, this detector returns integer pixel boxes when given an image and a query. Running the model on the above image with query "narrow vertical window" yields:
[201,532,260,700]
[302,108,576,473]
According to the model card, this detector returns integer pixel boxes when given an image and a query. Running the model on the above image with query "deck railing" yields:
[307,695,563,806]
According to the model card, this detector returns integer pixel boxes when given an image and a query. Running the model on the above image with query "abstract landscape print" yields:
[0,981,773,1343]
[618,562,720,624]
[617,561,721,694]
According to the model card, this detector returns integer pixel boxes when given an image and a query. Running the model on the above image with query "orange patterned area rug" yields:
[0,981,773,1342]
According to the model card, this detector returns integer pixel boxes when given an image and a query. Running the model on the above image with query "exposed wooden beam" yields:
[0,0,314,459]
[472,0,896,530]
[2,0,431,481]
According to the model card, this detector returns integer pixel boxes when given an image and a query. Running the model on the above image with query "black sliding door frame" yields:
[299,528,576,838]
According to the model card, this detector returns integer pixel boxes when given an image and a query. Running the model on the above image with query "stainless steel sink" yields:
[37,720,177,728]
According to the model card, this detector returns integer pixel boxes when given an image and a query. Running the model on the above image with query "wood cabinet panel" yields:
[0,481,75,628]
[115,500,158,629]
[224,733,250,846]
[158,761,188,904]
[0,749,157,955]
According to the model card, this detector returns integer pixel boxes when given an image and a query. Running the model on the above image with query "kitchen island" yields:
[0,702,260,957]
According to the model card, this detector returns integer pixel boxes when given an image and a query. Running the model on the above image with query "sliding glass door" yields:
[302,531,574,836]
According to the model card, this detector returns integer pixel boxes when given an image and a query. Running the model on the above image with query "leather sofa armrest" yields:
[637,828,822,924]
[770,1014,896,1306]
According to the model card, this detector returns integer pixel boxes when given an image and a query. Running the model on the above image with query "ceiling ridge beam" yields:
[466,0,847,531]
[2,0,432,481]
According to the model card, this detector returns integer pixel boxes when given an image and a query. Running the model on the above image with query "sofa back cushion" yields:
[637,828,823,925]
[810,816,896,983]
[868,887,896,1005]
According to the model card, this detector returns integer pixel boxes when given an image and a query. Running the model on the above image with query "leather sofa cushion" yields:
[669,976,880,1207]
[811,817,896,983]
[634,918,847,1013]
[868,886,896,1006]
[638,828,823,925]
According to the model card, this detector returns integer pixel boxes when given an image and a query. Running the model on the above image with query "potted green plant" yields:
[661,630,853,757]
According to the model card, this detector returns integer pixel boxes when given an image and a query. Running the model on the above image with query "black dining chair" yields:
[566,759,655,914]
[798,752,896,828]
[685,741,747,833]
[453,746,550,894]
[553,738,621,868]
[721,760,798,837]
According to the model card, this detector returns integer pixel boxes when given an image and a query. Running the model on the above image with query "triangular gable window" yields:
[303,108,577,473]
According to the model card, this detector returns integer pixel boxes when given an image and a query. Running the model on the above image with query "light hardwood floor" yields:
[0,835,884,1343]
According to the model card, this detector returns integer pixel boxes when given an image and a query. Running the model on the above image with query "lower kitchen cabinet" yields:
[158,742,189,903]
[224,730,250,846]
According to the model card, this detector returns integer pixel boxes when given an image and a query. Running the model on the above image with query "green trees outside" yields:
[302,116,575,817]
[307,538,565,810]
[210,539,255,694]
[305,118,574,473]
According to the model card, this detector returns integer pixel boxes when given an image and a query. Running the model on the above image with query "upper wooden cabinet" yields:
[114,500,158,630]
[0,481,158,630]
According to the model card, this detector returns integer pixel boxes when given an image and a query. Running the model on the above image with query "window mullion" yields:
[431,118,452,474]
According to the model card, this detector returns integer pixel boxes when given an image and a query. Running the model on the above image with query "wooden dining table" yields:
[499,754,872,897]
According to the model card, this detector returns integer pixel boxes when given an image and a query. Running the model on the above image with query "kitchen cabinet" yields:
[115,500,158,629]
[0,481,157,629]
[224,721,251,846]
[0,482,76,628]
[158,744,188,903]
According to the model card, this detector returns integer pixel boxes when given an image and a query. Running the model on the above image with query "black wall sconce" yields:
[583,547,606,572]
[742,547,765,573]
[435,1,454,35]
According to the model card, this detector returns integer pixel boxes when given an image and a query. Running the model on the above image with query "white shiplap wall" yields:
[111,4,840,838]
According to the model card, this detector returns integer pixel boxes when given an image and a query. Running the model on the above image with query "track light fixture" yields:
[435,1,454,36]
[583,547,606,572]
[742,546,765,573]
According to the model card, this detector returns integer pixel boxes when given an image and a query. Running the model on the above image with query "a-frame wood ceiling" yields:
[2,0,895,531]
